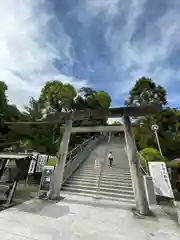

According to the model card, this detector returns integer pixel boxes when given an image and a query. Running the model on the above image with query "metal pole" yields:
[154,130,163,156]
[123,114,150,215]
[49,118,72,200]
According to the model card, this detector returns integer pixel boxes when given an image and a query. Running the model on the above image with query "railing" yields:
[62,136,100,184]
[66,137,93,164]
[137,152,149,176]
[94,133,112,198]
[123,147,149,175]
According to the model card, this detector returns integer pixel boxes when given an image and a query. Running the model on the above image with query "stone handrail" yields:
[137,152,149,175]
[62,137,100,184]
[65,137,93,163]
[95,134,111,198]
[124,146,148,175]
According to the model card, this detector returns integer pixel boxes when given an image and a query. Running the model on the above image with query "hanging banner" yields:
[148,162,174,199]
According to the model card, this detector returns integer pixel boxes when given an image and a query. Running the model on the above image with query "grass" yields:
[47,158,56,166]
[15,183,38,199]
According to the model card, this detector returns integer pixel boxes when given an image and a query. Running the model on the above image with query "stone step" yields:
[61,190,136,204]
[79,166,131,171]
[63,183,134,195]
[81,166,130,170]
[66,179,133,189]
[77,170,131,175]
[77,170,131,177]
[70,175,133,184]
[74,173,132,181]
[61,186,134,200]
[80,168,131,173]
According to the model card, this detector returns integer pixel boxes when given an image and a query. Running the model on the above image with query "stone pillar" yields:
[49,118,72,200]
[123,114,150,215]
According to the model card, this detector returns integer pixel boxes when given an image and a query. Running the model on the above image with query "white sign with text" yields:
[148,162,174,199]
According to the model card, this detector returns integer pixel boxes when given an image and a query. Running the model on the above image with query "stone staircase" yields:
[62,140,135,205]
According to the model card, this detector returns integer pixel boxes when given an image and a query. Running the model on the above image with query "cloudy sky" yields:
[1,0,180,110]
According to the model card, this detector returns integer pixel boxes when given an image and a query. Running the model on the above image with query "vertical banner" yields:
[28,158,36,174]
[148,162,174,198]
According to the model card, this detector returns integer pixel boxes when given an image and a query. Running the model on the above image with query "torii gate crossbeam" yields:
[71,125,124,133]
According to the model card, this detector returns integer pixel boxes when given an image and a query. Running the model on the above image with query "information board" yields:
[148,162,174,198]
[39,165,55,193]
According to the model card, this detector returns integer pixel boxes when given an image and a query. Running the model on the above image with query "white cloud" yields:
[1,0,180,110]
[0,0,87,108]
[85,0,119,16]
[102,1,180,102]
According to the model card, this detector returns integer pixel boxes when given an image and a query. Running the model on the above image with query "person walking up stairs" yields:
[108,151,114,168]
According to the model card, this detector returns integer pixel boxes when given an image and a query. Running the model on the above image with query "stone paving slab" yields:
[0,197,179,240]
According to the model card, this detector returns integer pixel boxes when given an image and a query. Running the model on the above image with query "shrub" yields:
[139,148,167,171]
[167,161,180,169]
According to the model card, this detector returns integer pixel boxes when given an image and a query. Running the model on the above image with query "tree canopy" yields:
[125,77,167,106]
[125,77,180,156]
[0,80,112,154]
[40,81,77,112]
[0,76,180,159]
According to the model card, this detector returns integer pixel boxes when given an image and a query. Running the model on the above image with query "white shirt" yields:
[108,153,113,159]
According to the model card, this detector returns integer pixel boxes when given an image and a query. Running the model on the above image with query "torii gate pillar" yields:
[123,113,149,215]
[49,118,72,200]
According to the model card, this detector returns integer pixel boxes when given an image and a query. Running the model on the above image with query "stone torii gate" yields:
[49,104,161,215]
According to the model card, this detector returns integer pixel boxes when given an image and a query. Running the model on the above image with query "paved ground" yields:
[0,195,179,240]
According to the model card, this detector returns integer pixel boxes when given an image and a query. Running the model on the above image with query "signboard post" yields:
[148,162,174,199]
[38,165,55,198]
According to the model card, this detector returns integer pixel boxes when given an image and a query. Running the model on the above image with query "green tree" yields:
[75,87,111,110]
[0,81,28,150]
[110,121,122,125]
[125,77,167,106]
[24,97,42,120]
[0,81,8,116]
[140,147,167,171]
[125,77,169,152]
[92,91,111,109]
[126,78,180,156]
[0,80,112,154]
[40,80,77,112]
[154,108,180,155]
[23,97,59,154]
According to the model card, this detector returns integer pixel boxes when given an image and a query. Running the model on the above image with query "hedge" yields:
[140,148,180,171]
[166,161,180,169]
[139,148,168,171]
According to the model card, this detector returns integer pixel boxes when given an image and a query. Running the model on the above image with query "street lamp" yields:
[151,124,163,156]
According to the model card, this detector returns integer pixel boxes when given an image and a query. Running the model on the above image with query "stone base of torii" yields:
[48,104,162,216]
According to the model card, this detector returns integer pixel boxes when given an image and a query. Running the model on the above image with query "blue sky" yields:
[1,0,180,110]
